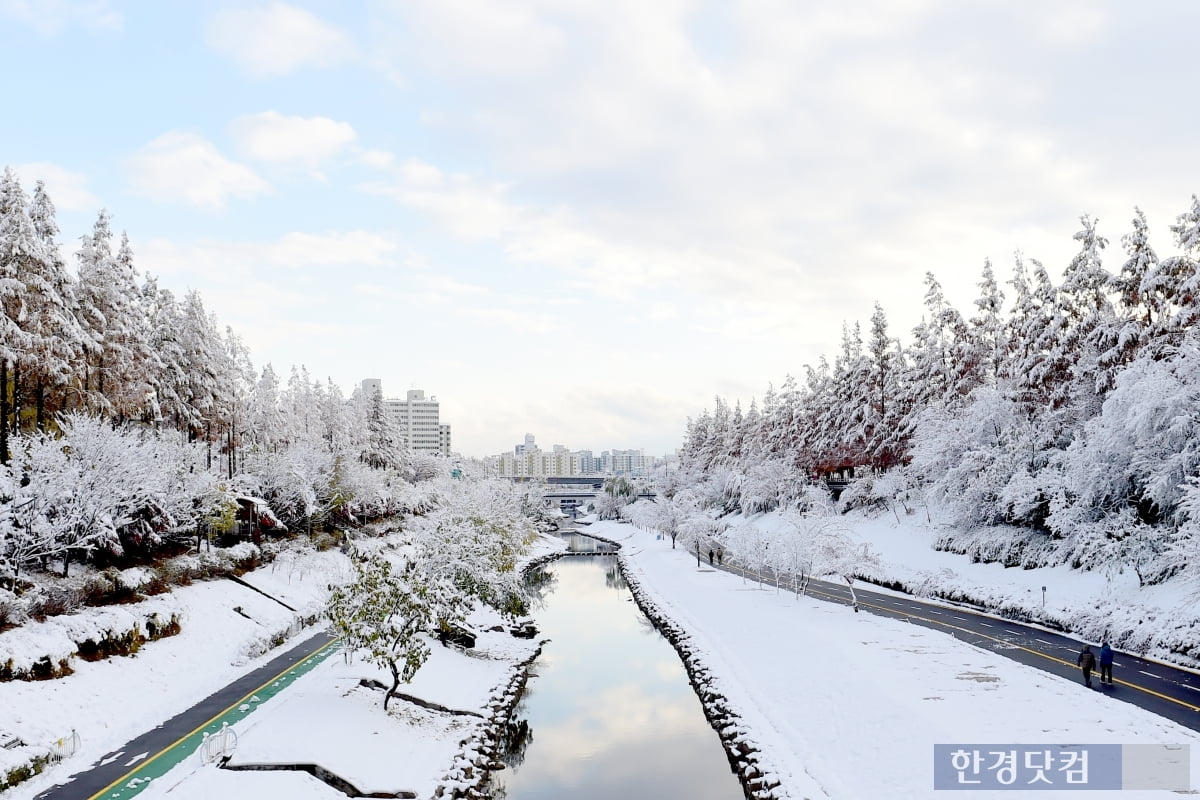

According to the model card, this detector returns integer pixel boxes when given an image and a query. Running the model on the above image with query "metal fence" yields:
[200,722,238,764]
[49,729,80,762]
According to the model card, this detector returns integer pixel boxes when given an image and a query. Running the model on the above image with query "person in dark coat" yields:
[708,548,715,566]
[1077,645,1096,688]
[1099,642,1114,685]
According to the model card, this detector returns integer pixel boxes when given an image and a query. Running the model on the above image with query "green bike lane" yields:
[34,630,340,800]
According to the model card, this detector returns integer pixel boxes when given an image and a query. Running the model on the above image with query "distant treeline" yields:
[679,199,1200,579]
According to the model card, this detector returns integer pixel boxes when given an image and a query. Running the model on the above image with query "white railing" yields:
[49,729,80,762]
[200,722,238,764]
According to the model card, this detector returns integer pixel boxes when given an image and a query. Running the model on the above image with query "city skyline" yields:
[4,2,1199,457]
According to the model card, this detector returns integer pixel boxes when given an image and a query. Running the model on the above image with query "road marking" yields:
[802,584,1200,715]
[1140,671,1160,679]
[123,753,147,767]
[98,752,123,766]
[86,636,340,800]
[979,622,994,628]
[745,572,1200,716]
[1035,638,1056,646]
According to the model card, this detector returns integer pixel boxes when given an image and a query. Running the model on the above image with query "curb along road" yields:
[35,630,340,800]
[570,527,1200,734]
[710,555,1200,732]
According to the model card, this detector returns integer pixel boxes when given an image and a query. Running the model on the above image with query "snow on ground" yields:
[596,519,1200,800]
[1,531,567,799]
[1,549,349,798]
[725,507,1200,667]
[25,513,1200,800]
[139,613,540,800]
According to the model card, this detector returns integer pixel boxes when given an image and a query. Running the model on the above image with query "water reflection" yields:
[524,566,558,613]
[497,710,535,769]
[604,562,627,592]
[493,552,742,800]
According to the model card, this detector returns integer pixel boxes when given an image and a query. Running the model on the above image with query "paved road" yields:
[35,629,339,800]
[708,556,1200,732]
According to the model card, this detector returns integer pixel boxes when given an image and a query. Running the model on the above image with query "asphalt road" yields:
[35,629,338,800]
[710,556,1200,732]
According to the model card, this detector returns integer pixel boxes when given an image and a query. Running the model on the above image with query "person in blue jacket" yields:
[1099,641,1115,685]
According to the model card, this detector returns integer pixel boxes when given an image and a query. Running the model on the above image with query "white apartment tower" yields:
[360,380,451,456]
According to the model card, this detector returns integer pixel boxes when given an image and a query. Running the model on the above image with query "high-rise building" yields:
[603,448,645,476]
[360,380,451,456]
[493,436,643,478]
[576,449,598,473]
[515,433,536,456]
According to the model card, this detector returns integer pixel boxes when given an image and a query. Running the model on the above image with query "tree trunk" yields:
[35,377,45,431]
[0,359,8,465]
[11,360,20,434]
[62,548,70,579]
[385,662,400,711]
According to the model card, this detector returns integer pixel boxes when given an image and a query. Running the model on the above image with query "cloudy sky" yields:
[3,1,1197,458]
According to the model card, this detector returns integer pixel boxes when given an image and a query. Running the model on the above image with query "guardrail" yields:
[49,729,80,762]
[200,722,238,764]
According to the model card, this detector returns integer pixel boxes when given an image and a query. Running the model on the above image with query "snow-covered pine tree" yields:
[74,212,156,419]
[1103,207,1159,381]
[24,180,86,430]
[1058,215,1115,415]
[0,168,34,462]
[968,258,1006,389]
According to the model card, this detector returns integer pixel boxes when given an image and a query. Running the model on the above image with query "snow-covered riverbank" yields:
[602,519,1200,799]
[3,533,566,799]
[717,506,1200,670]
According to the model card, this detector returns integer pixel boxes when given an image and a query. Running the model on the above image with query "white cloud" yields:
[457,306,562,335]
[229,112,357,167]
[270,231,394,266]
[359,149,396,169]
[12,162,98,211]
[371,0,566,78]
[206,3,355,76]
[1,0,120,35]
[126,132,270,210]
[138,230,397,277]
[648,302,678,321]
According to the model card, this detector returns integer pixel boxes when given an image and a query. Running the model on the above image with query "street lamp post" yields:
[1041,586,1046,609]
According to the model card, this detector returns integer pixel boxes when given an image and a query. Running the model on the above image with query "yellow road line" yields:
[86,637,340,800]
[737,567,1200,715]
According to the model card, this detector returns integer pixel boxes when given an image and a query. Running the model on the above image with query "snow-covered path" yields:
[604,521,1200,799]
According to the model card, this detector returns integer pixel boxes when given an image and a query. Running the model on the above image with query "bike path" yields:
[35,629,339,800]
[708,558,1200,732]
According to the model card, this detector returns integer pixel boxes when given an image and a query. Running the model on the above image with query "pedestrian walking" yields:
[717,548,724,566]
[708,548,715,566]
[1099,641,1114,685]
[1077,644,1096,688]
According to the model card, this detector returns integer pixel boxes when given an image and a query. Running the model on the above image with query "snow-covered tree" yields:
[326,553,433,710]
[22,180,85,430]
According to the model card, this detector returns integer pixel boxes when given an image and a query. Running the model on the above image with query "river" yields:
[490,538,744,799]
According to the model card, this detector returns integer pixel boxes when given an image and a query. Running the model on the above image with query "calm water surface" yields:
[491,540,744,800]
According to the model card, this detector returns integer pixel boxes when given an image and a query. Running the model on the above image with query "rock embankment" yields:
[616,548,789,800]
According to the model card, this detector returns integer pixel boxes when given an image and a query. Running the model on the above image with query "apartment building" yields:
[492,435,643,478]
[360,380,451,456]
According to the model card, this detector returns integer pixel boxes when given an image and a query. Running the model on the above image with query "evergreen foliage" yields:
[678,196,1200,581]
